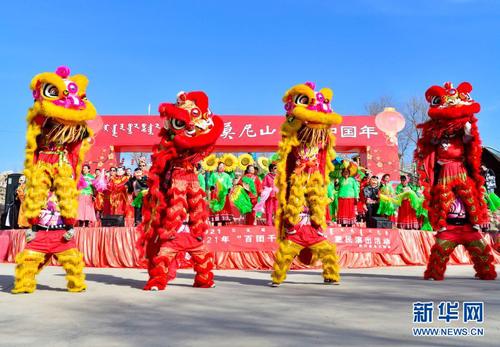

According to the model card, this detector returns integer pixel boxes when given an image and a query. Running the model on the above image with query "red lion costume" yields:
[415,81,496,280]
[137,91,223,290]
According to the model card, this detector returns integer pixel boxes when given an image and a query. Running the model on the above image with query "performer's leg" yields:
[424,238,457,280]
[55,248,86,292]
[145,249,177,291]
[309,240,341,283]
[12,250,46,294]
[271,240,303,285]
[23,165,51,224]
[186,183,214,288]
[190,247,215,288]
[464,239,497,280]
[53,164,79,226]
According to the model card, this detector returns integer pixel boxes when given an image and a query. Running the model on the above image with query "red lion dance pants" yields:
[144,234,215,290]
[143,168,215,290]
[424,226,496,280]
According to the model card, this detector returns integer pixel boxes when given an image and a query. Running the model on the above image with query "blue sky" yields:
[1,0,499,172]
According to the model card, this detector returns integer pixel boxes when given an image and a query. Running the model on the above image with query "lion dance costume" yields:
[416,81,496,280]
[271,82,342,286]
[137,91,223,290]
[12,66,96,293]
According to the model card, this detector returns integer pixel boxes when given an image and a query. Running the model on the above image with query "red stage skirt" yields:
[210,195,234,223]
[337,197,356,225]
[397,200,419,229]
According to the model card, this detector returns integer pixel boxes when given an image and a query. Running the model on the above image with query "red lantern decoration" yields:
[375,107,405,144]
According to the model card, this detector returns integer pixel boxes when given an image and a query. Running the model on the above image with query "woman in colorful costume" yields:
[77,164,96,227]
[377,174,397,219]
[262,163,278,226]
[12,66,95,293]
[415,81,496,280]
[208,162,234,226]
[92,168,107,222]
[336,168,359,226]
[108,166,129,216]
[234,165,262,225]
[271,82,342,286]
[396,175,419,229]
[137,91,223,291]
[326,177,338,223]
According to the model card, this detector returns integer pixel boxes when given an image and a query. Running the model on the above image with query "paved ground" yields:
[0,263,498,347]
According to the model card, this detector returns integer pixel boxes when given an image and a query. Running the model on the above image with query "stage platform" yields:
[0,226,498,269]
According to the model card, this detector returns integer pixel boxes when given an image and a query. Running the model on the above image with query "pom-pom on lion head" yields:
[29,66,97,124]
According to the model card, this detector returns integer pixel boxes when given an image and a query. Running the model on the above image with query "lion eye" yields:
[42,83,59,98]
[191,108,200,117]
[171,119,186,130]
[431,96,441,106]
[294,94,309,105]
[459,92,470,101]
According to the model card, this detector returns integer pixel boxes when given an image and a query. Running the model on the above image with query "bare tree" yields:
[130,152,151,168]
[365,95,428,174]
[364,95,395,115]
[398,97,428,172]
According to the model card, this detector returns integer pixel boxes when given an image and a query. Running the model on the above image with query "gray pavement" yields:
[0,263,498,347]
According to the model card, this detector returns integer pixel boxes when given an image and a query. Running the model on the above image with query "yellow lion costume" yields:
[271,82,342,286]
[12,66,96,294]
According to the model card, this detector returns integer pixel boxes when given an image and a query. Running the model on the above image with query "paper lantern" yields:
[375,107,405,144]
[87,115,104,134]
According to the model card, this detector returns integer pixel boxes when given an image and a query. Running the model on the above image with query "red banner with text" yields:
[95,115,388,149]
[205,226,402,254]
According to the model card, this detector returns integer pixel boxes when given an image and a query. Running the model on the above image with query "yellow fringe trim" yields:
[271,239,303,284]
[56,248,87,292]
[23,162,79,220]
[309,240,341,282]
[12,250,46,294]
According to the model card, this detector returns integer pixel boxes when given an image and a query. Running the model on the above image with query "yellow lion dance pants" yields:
[12,235,86,294]
[271,226,341,284]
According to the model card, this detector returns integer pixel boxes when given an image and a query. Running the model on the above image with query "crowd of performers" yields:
[8,66,499,294]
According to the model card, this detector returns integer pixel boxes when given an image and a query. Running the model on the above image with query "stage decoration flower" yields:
[257,156,270,173]
[238,153,254,171]
[202,153,218,172]
[221,153,238,172]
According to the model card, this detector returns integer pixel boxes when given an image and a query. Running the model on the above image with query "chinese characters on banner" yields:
[205,226,402,254]
[96,115,384,147]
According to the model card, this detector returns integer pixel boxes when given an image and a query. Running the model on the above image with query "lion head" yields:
[159,91,223,150]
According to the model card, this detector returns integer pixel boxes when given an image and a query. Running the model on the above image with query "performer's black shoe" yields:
[324,279,340,285]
